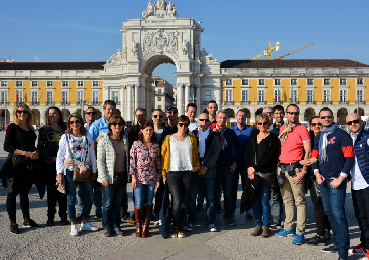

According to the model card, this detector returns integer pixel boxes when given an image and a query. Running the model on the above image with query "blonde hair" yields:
[13,103,34,131]
[65,113,86,136]
[255,114,271,128]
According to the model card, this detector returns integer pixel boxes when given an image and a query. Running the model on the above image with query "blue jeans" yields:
[319,178,349,254]
[77,182,102,214]
[101,184,125,230]
[215,166,234,218]
[188,176,215,225]
[196,177,205,206]
[64,169,93,222]
[133,183,155,209]
[251,184,271,227]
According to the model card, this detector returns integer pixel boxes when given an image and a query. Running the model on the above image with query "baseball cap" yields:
[166,105,177,112]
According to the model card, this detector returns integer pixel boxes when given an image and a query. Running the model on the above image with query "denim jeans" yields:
[77,182,102,214]
[101,184,125,230]
[215,166,234,219]
[319,178,349,254]
[270,186,283,224]
[188,176,215,225]
[64,169,93,222]
[134,183,155,209]
[231,166,248,211]
[196,177,205,206]
[310,179,330,236]
[352,187,369,249]
[251,184,271,227]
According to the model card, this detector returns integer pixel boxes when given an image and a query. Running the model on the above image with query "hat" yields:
[166,105,177,112]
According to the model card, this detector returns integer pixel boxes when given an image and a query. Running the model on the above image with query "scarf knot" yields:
[278,122,296,142]
[319,123,339,163]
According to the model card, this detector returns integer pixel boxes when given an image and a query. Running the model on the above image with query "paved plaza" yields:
[0,132,363,260]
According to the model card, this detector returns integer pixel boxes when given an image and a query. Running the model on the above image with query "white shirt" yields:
[198,127,210,159]
[84,122,91,132]
[350,129,369,190]
[189,121,198,132]
[169,135,193,172]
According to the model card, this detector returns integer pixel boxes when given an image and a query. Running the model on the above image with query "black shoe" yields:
[322,245,338,253]
[104,229,112,237]
[338,253,348,260]
[10,223,20,234]
[46,219,55,226]
[60,216,69,226]
[23,219,40,228]
[306,235,326,246]
[324,229,331,241]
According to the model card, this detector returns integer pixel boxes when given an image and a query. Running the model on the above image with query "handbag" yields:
[65,134,93,182]
[113,171,127,187]
[12,154,30,165]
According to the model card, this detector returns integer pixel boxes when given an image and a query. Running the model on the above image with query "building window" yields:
[241,79,248,85]
[324,79,330,85]
[274,79,281,85]
[225,79,232,86]
[31,92,38,104]
[357,90,364,103]
[307,90,314,103]
[112,91,118,103]
[62,91,68,105]
[158,97,161,101]
[62,81,68,87]
[93,91,99,104]
[1,81,7,87]
[307,79,314,85]
[0,91,7,104]
[225,90,232,103]
[204,90,211,102]
[32,81,38,87]
[323,90,330,103]
[158,105,161,109]
[241,90,249,103]
[258,79,265,86]
[16,91,23,103]
[258,90,265,102]
[47,81,53,87]
[291,89,298,103]
[78,81,84,87]
[16,81,22,87]
[339,89,347,102]
[291,79,297,85]
[77,91,83,104]
[158,89,162,94]
[274,89,282,102]
[93,81,99,87]
[47,91,53,105]
[357,78,364,85]
[340,79,347,85]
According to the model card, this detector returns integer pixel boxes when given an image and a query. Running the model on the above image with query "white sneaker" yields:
[186,223,194,231]
[208,224,217,232]
[80,222,98,232]
[70,225,79,236]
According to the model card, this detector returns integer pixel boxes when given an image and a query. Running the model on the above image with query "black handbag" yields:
[12,154,29,165]
[113,171,127,187]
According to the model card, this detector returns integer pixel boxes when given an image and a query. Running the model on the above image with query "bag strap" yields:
[65,134,74,164]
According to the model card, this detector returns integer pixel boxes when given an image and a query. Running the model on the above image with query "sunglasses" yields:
[153,115,163,118]
[178,123,189,127]
[70,120,81,124]
[257,122,268,126]
[16,110,28,115]
[311,123,322,127]
[287,112,299,116]
[111,122,124,126]
[198,119,210,122]
[167,111,178,115]
[346,119,360,126]
[85,112,96,115]
[320,115,333,119]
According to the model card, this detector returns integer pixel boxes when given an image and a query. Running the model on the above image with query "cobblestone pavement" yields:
[0,132,363,259]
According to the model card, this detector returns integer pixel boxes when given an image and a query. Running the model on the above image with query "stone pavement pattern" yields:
[0,132,363,259]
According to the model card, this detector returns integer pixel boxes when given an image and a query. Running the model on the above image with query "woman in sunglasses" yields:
[56,113,98,236]
[4,103,40,234]
[161,115,200,238]
[96,115,129,237]
[130,120,160,237]
[245,114,279,238]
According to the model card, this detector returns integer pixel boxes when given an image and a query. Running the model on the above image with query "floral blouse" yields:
[129,140,161,184]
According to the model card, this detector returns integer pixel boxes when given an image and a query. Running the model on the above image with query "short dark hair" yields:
[86,106,96,112]
[186,103,197,111]
[178,115,190,124]
[207,100,217,106]
[319,107,333,116]
[135,107,147,115]
[286,104,299,112]
[103,100,116,109]
[138,121,156,144]
[309,116,320,125]
[152,109,163,114]
[272,105,284,113]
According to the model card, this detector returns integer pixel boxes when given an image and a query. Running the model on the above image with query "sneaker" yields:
[153,213,160,226]
[224,217,236,226]
[306,235,326,246]
[23,219,40,228]
[46,219,54,226]
[186,223,194,232]
[338,253,348,260]
[121,213,135,224]
[80,222,98,232]
[246,209,253,220]
[178,226,185,238]
[270,222,282,229]
[114,228,124,237]
[10,223,20,234]
[275,229,295,237]
[170,227,178,238]
[95,212,102,219]
[70,224,79,236]
[260,226,270,238]
[291,234,305,245]
[76,213,82,221]
[361,249,369,260]
[348,244,367,255]
[322,245,338,253]
[250,225,262,236]
[104,229,112,237]
[196,204,203,212]
[208,224,217,232]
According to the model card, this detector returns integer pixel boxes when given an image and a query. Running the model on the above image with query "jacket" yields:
[160,134,200,177]
[353,129,369,184]
[96,132,129,184]
[191,128,220,178]
[216,128,241,167]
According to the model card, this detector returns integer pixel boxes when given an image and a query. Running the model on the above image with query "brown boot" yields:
[260,226,270,238]
[250,225,262,236]
[142,205,153,238]
[134,208,142,237]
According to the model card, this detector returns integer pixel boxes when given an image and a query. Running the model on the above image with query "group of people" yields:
[2,99,369,260]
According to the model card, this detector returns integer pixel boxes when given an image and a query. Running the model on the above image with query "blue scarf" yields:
[319,123,339,163]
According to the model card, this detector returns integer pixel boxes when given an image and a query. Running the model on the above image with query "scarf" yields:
[198,127,210,158]
[319,123,339,163]
[216,124,227,150]
[278,122,296,142]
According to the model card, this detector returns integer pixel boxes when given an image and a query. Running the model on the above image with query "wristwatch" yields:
[301,169,307,174]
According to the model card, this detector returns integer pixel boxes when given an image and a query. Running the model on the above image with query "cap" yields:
[166,105,177,112]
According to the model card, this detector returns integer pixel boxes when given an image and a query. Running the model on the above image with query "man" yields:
[269,105,285,229]
[152,109,164,144]
[311,108,354,260]
[84,106,97,132]
[214,111,241,226]
[275,104,310,246]
[207,100,218,129]
[263,106,274,126]
[162,105,179,139]
[187,113,220,232]
[229,109,254,219]
[185,103,198,132]
[345,113,369,259]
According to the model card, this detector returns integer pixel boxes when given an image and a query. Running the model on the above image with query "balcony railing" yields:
[289,99,299,104]
[339,101,349,104]
[61,101,70,105]
[306,101,316,104]
[0,101,9,105]
[31,101,39,105]
[91,101,101,105]
[240,101,251,105]
[356,101,366,104]
[46,101,54,105]
[201,101,210,105]
[273,99,283,104]
[257,101,267,105]
[223,101,234,105]
[322,101,332,104]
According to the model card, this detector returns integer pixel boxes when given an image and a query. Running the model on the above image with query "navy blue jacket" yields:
[353,129,369,184]
[216,128,241,167]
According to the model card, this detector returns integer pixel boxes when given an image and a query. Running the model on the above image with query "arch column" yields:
[127,84,133,122]
[184,84,190,110]
[196,85,201,111]
[177,84,184,115]
[134,84,139,113]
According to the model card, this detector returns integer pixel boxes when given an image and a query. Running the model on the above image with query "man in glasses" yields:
[345,113,369,258]
[310,108,354,259]
[185,103,198,132]
[84,106,97,132]
[151,109,164,144]
[163,105,179,136]
[229,109,254,219]
[275,104,310,245]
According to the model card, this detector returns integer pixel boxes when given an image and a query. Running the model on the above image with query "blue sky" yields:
[1,0,368,86]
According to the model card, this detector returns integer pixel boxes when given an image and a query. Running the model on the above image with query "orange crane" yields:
[274,42,314,60]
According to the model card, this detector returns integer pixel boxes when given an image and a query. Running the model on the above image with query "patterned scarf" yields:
[319,123,339,163]
[278,122,296,142]
[216,124,228,150]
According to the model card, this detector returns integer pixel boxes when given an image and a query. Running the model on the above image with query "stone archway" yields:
[61,109,70,122]
[337,108,348,125]
[224,108,235,118]
[32,109,40,126]
[304,108,315,122]
[354,107,365,116]
[0,109,10,128]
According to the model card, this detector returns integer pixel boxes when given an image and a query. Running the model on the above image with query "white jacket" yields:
[96,132,129,184]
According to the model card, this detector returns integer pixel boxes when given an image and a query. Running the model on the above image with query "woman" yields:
[245,114,279,238]
[37,106,67,226]
[4,103,40,234]
[161,115,200,238]
[130,121,161,238]
[303,116,331,245]
[97,115,129,237]
[56,113,98,236]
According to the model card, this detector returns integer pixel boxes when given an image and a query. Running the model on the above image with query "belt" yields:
[280,162,298,166]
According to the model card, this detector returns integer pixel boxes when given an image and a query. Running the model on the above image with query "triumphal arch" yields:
[102,0,221,121]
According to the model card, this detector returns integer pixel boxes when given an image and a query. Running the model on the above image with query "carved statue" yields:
[166,1,177,17]
[182,41,189,55]
[132,40,138,56]
[142,0,155,18]
[107,48,125,64]
[195,42,200,58]
[156,0,166,10]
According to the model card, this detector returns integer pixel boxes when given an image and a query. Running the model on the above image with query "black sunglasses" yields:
[178,123,189,127]
[70,120,81,124]
[346,119,360,126]
[167,111,178,115]
[16,110,28,115]
[153,115,163,118]
[111,122,124,126]
[257,122,268,126]
[198,119,210,122]
[311,123,322,127]
[85,112,96,115]
[287,112,299,116]
[320,115,333,119]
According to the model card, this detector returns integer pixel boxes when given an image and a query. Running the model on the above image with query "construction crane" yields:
[251,41,280,60]
[274,42,314,60]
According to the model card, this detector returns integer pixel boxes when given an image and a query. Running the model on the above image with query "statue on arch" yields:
[142,0,155,18]
[132,40,138,56]
[156,0,166,10]
[182,41,189,55]
[166,1,177,17]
